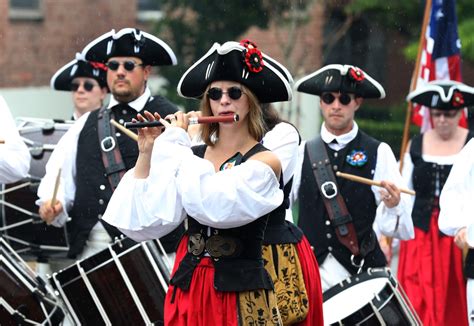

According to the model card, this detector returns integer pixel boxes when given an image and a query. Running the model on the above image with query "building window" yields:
[9,0,43,20]
[137,0,162,22]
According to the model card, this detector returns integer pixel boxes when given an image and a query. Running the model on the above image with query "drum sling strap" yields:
[306,137,360,256]
[97,107,126,191]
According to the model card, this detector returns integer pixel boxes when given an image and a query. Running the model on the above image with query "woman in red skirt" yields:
[398,80,474,325]
[104,40,294,325]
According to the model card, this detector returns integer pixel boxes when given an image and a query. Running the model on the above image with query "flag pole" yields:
[399,0,432,172]
[382,0,434,256]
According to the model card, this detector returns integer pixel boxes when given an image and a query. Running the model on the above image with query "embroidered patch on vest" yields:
[346,149,368,167]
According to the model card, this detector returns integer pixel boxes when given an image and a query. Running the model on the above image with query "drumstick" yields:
[51,168,61,208]
[336,171,416,196]
[110,119,138,142]
[124,114,239,129]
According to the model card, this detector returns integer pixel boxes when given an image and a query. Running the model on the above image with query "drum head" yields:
[323,268,391,324]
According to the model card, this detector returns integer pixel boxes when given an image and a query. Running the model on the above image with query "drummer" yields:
[0,96,30,183]
[36,28,179,263]
[290,64,414,291]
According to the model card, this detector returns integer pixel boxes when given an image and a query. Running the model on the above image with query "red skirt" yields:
[295,236,324,326]
[166,236,281,325]
[397,203,467,326]
[164,257,239,325]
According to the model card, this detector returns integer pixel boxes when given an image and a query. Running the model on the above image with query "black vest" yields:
[263,176,304,245]
[297,130,386,273]
[170,143,275,292]
[411,132,474,232]
[68,95,179,258]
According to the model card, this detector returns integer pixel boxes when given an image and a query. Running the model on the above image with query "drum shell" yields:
[323,268,421,325]
[51,237,170,325]
[0,237,64,324]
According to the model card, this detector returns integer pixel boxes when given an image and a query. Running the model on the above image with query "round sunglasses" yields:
[71,81,97,92]
[321,93,354,105]
[207,87,244,101]
[106,60,144,72]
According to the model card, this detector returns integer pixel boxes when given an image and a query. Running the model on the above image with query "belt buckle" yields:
[206,235,237,258]
[188,233,205,256]
[321,181,337,199]
[100,136,116,152]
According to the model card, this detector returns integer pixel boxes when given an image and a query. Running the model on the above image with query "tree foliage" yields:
[153,0,312,108]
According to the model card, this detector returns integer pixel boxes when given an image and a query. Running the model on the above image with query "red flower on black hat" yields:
[452,91,465,107]
[240,39,264,73]
[90,61,107,71]
[348,67,365,83]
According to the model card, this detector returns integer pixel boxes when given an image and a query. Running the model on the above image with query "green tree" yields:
[153,0,313,108]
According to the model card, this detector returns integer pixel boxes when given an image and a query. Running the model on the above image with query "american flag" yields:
[412,0,467,131]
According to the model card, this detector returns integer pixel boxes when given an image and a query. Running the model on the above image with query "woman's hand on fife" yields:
[185,111,202,140]
[164,111,189,131]
[136,111,163,154]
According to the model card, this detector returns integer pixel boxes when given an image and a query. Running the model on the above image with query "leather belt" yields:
[187,233,241,258]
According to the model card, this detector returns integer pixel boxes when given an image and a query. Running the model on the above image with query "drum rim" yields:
[323,267,391,302]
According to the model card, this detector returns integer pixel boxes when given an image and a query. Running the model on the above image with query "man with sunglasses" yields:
[291,64,414,293]
[37,28,180,262]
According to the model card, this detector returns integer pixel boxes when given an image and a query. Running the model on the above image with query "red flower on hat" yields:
[452,91,465,107]
[240,39,264,73]
[348,67,365,82]
[90,61,108,71]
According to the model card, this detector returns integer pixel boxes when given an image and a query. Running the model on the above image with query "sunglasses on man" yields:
[106,60,144,72]
[321,93,355,105]
[70,81,97,92]
[207,87,244,101]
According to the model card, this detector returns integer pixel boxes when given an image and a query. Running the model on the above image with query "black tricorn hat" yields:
[295,64,385,99]
[177,40,292,103]
[82,28,177,66]
[50,52,108,91]
[407,80,474,110]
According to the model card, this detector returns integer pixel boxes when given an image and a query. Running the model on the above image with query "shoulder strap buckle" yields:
[100,136,116,152]
[321,181,337,199]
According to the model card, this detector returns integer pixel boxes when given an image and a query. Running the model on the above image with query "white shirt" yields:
[0,96,30,183]
[291,121,414,240]
[36,88,152,227]
[439,137,474,246]
[103,127,284,242]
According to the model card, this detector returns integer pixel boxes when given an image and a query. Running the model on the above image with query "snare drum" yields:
[0,237,64,325]
[51,237,171,325]
[323,268,421,325]
[0,118,73,257]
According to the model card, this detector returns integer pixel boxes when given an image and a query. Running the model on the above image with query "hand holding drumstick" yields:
[38,168,63,224]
